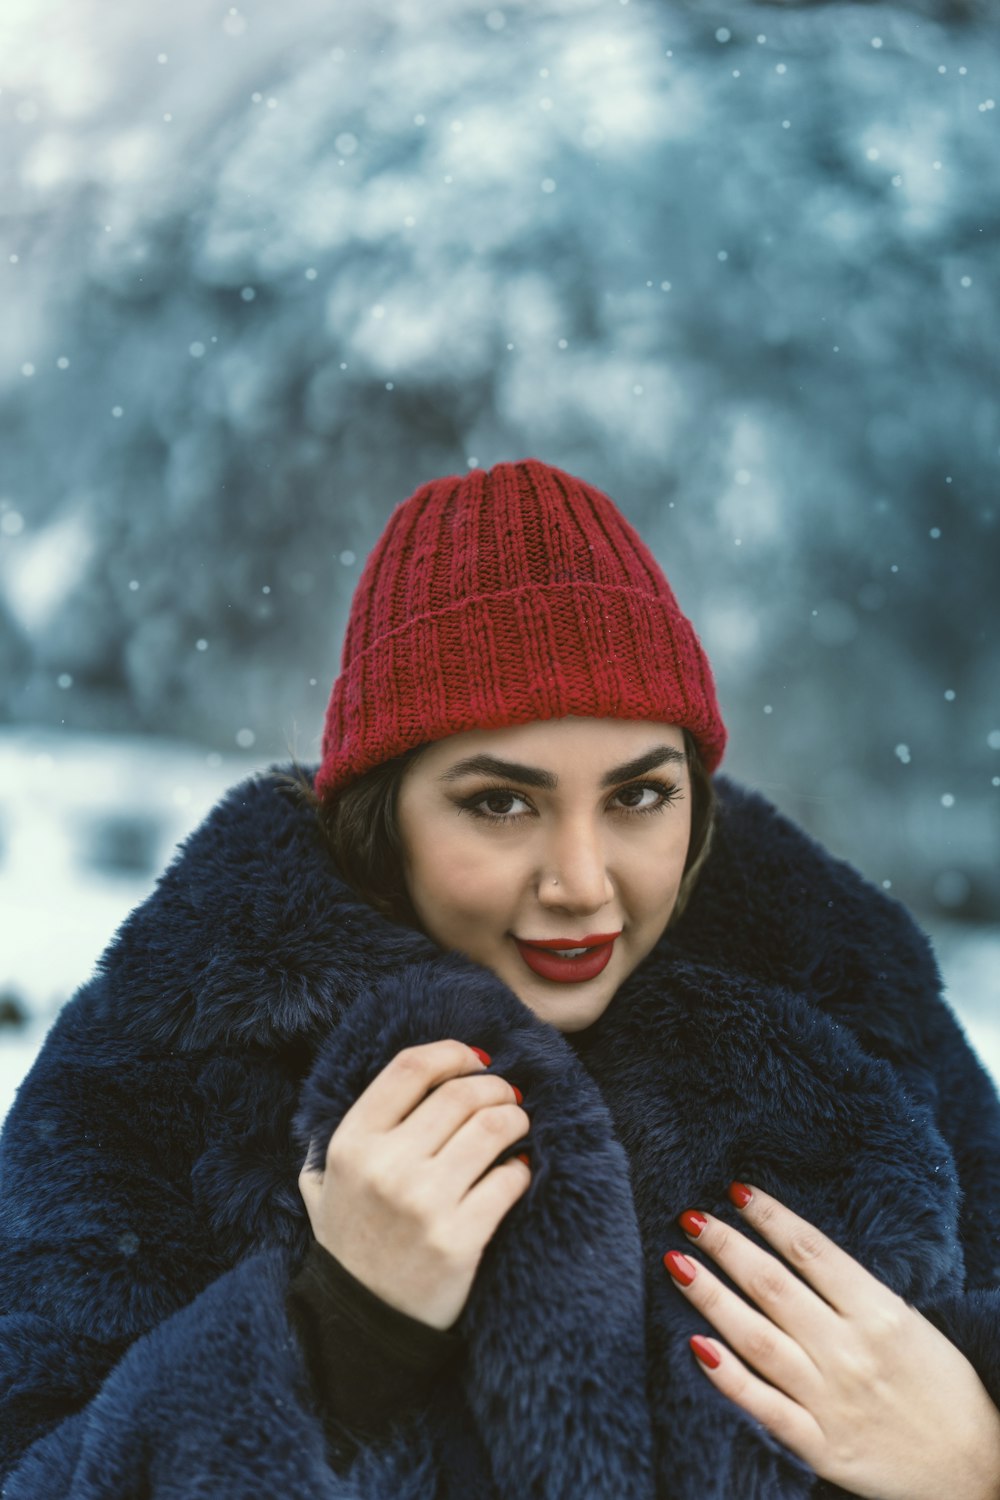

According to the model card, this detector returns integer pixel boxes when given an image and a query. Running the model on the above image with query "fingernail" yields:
[510,1084,524,1105]
[469,1046,492,1066]
[678,1210,707,1238]
[690,1335,721,1369]
[516,1152,531,1167]
[663,1250,697,1286]
[728,1181,753,1209]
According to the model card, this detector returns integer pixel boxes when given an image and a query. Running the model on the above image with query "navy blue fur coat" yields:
[2,767,999,1499]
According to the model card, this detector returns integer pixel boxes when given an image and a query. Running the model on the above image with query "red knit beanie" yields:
[315,458,726,799]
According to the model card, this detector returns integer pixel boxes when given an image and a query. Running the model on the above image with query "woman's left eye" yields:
[616,783,669,812]
[611,781,683,816]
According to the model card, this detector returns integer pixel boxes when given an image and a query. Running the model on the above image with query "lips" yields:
[513,932,620,984]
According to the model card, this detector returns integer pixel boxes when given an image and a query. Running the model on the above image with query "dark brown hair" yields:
[286,727,717,934]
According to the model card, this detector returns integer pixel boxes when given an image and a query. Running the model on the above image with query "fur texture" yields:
[2,768,999,1499]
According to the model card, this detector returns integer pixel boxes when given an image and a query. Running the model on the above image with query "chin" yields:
[487,941,629,1032]
[510,981,616,1033]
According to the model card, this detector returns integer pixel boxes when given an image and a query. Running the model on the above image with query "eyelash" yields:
[456,778,684,826]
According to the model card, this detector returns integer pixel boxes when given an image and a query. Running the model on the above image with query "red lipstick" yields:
[513,932,621,984]
[517,932,621,949]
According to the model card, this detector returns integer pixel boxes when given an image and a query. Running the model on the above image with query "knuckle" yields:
[324,1132,347,1171]
[836,1340,880,1388]
[392,1046,429,1078]
[385,1172,436,1226]
[448,1074,511,1109]
[710,1224,732,1258]
[365,1154,405,1203]
[742,1325,777,1366]
[436,1075,478,1107]
[834,1307,907,1387]
[699,1279,723,1317]
[747,1267,786,1305]
[788,1231,825,1265]
[423,1224,465,1269]
[475,1105,511,1139]
[752,1197,777,1231]
[401,1182,436,1226]
[496,1083,527,1118]
[448,1038,478,1071]
[867,1296,906,1345]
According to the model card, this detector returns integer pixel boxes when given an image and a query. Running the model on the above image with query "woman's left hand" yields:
[664,1183,1000,1500]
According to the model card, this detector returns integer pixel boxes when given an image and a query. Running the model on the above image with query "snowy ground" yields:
[2,728,998,1129]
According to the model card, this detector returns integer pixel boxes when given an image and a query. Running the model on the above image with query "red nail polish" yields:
[728,1181,753,1209]
[511,1084,524,1105]
[690,1335,721,1369]
[663,1250,697,1286]
[516,1152,531,1167]
[470,1046,492,1066]
[678,1210,707,1238]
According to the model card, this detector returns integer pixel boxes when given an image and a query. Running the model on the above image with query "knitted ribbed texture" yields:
[315,458,726,798]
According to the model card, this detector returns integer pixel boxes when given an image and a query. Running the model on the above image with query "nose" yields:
[537,819,615,914]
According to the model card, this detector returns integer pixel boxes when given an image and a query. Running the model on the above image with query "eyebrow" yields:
[437,744,687,790]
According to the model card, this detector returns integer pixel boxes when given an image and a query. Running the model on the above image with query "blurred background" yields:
[1,0,998,1121]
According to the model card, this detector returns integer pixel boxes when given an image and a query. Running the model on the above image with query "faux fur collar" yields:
[95,766,943,1065]
[89,767,965,1496]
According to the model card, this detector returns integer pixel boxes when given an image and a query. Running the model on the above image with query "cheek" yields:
[408,823,515,913]
[622,831,690,913]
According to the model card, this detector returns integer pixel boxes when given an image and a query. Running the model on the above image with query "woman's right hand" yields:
[298,1040,532,1331]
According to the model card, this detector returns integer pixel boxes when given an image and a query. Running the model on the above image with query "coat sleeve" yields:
[0,986,422,1497]
[286,1236,463,1468]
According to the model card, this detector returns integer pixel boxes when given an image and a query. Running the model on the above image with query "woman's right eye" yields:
[459,788,531,823]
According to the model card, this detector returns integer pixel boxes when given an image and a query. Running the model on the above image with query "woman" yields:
[2,458,999,1499]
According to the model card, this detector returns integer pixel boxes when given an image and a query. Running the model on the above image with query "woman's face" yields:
[395,716,692,1032]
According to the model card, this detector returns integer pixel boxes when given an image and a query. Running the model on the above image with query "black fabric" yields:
[286,1238,463,1469]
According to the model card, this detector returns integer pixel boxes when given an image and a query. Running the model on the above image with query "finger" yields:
[725,1182,886,1319]
[677,1209,836,1358]
[454,1152,533,1248]
[431,1102,532,1199]
[687,1334,824,1470]
[337,1040,489,1139]
[393,1072,524,1158]
[664,1250,821,1403]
